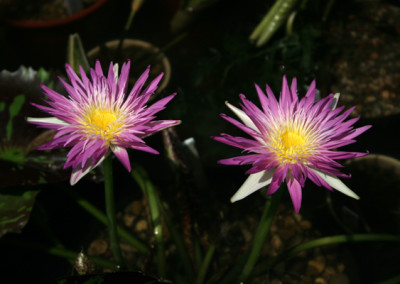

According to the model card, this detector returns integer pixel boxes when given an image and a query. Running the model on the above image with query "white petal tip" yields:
[349,193,360,200]
[27,116,69,125]
[309,168,360,200]
[229,171,274,203]
[230,195,242,203]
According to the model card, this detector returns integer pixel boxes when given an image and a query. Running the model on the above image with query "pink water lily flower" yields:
[213,76,370,212]
[28,61,180,185]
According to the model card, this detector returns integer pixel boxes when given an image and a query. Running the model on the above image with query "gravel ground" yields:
[86,199,350,284]
[328,1,400,118]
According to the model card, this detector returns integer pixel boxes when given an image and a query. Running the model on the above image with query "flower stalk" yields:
[238,188,284,283]
[62,185,149,253]
[265,233,400,269]
[103,156,125,269]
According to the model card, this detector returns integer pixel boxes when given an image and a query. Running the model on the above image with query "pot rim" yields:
[346,153,400,175]
[4,0,108,28]
[87,39,171,94]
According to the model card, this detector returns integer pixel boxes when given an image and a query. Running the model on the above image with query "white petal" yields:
[70,155,106,185]
[309,168,360,200]
[113,63,119,83]
[183,137,199,157]
[231,170,274,202]
[225,101,258,131]
[27,117,69,126]
[330,93,340,110]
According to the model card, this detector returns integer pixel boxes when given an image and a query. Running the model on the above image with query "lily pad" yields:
[0,65,69,188]
[0,186,40,237]
[0,66,67,238]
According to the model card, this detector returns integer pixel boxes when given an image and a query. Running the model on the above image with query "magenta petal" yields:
[287,176,302,213]
[255,83,269,113]
[267,164,288,195]
[112,146,131,172]
[129,142,159,155]
[70,155,105,185]
[127,66,150,100]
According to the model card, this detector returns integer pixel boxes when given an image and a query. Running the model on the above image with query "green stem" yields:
[63,185,148,254]
[157,190,195,280]
[264,233,400,270]
[39,221,74,264]
[196,244,215,284]
[249,0,283,41]
[131,165,166,277]
[238,189,284,283]
[3,239,115,270]
[322,0,335,22]
[256,0,298,47]
[103,156,124,269]
[116,0,145,61]
[376,273,400,284]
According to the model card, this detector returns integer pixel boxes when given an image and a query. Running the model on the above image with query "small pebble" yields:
[329,273,350,284]
[315,277,328,284]
[87,239,108,256]
[135,219,148,232]
[307,259,326,275]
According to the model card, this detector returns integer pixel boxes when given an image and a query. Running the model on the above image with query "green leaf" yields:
[0,187,40,238]
[0,66,70,188]
[67,33,90,74]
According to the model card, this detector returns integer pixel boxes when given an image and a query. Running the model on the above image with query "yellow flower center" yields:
[281,130,306,148]
[82,108,123,141]
[90,109,117,131]
[271,127,309,164]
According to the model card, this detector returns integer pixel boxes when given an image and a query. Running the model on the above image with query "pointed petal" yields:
[330,93,340,109]
[310,168,360,199]
[27,117,70,126]
[230,170,274,202]
[140,119,181,138]
[255,83,269,113]
[287,176,302,213]
[225,101,258,131]
[267,164,288,195]
[111,146,131,172]
[70,155,106,185]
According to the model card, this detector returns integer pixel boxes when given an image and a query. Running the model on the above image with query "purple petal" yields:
[287,176,302,213]
[70,155,106,185]
[112,146,131,171]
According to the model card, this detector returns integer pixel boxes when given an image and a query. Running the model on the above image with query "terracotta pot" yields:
[4,0,108,28]
[328,154,400,234]
[87,39,171,94]
[3,0,112,69]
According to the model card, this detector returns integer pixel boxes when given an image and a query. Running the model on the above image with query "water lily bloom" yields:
[28,61,180,185]
[213,76,370,212]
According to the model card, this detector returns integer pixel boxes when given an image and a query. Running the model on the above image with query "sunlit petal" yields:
[230,170,274,203]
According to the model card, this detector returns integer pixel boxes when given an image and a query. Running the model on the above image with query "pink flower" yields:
[213,76,370,212]
[28,61,180,185]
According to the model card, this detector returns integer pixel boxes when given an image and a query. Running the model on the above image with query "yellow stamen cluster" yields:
[82,108,123,141]
[270,127,310,164]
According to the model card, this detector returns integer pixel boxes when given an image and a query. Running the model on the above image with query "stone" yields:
[329,273,350,284]
[87,239,108,256]
[135,219,148,232]
[307,259,326,275]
